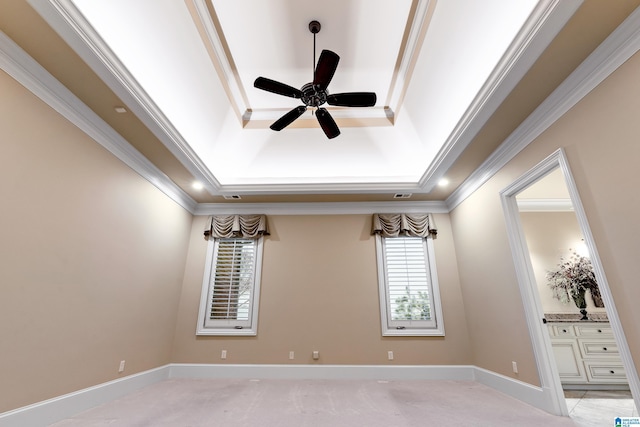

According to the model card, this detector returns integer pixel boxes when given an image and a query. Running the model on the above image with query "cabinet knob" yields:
[610,370,615,374]
[562,329,567,333]
[597,329,602,333]
[603,347,608,351]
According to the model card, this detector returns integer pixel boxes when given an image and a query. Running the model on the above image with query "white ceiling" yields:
[30,0,579,196]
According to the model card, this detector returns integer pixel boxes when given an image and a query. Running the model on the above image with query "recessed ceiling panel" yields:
[212,0,413,112]
[60,0,571,195]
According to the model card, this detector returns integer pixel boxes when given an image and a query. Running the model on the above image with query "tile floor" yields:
[564,390,638,427]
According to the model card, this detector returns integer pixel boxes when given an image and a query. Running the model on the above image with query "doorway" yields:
[499,149,639,417]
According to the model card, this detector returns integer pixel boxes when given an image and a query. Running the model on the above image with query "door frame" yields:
[500,148,639,415]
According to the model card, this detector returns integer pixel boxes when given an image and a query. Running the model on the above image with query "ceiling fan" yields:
[254,20,377,139]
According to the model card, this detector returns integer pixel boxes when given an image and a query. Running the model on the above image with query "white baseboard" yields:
[168,363,475,381]
[472,366,553,413]
[0,364,556,426]
[0,365,170,427]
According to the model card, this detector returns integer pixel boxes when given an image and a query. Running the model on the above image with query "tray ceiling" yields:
[27,0,571,193]
[10,0,636,204]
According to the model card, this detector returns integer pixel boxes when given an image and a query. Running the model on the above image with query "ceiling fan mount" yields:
[253,20,377,139]
[308,20,321,34]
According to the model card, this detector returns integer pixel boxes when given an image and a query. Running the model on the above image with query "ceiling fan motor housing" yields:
[301,82,327,107]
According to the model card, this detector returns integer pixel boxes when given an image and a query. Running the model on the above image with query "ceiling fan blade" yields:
[327,92,377,107]
[270,106,307,131]
[254,77,302,98]
[316,108,340,139]
[313,50,340,91]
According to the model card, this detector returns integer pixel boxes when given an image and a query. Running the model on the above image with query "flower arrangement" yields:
[546,248,604,310]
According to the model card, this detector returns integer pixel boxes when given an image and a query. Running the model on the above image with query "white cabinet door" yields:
[551,339,587,382]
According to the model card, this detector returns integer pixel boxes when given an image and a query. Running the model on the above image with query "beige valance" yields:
[371,213,437,238]
[204,214,269,239]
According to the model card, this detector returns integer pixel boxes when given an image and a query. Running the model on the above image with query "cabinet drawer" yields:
[578,339,619,357]
[583,361,627,383]
[575,324,613,337]
[549,324,576,337]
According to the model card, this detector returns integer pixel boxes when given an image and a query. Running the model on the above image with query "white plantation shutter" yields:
[376,235,443,335]
[208,239,256,323]
[384,237,432,322]
[197,237,264,335]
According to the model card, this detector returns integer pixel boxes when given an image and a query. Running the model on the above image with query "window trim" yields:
[196,237,264,336]
[375,234,445,336]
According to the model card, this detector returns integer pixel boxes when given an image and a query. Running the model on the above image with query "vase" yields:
[572,288,588,320]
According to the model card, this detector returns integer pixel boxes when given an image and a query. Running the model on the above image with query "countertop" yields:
[544,313,609,323]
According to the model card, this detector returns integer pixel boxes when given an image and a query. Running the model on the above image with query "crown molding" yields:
[214,179,425,195]
[0,30,198,213]
[446,5,640,211]
[194,201,449,216]
[418,0,583,192]
[27,0,223,195]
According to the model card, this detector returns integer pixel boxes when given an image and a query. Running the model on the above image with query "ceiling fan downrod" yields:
[309,20,321,83]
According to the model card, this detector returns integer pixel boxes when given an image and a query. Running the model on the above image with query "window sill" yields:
[196,328,257,336]
[382,328,445,337]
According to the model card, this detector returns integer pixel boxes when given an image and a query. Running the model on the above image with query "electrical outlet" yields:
[512,361,518,374]
[289,351,295,360]
[118,360,126,373]
[221,350,227,360]
[312,350,319,360]
[388,351,394,361]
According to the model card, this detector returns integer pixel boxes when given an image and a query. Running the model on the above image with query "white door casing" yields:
[500,148,640,416]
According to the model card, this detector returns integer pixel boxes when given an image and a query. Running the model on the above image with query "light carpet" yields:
[51,378,577,426]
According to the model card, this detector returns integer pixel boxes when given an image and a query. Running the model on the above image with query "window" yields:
[375,235,444,336]
[196,237,264,335]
